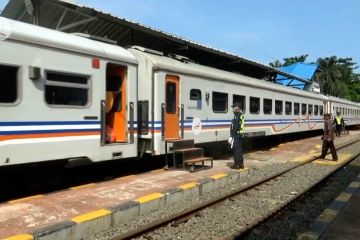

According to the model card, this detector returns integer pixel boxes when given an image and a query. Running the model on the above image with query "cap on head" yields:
[231,103,240,108]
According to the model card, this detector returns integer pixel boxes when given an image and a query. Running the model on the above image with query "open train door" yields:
[165,75,180,140]
[103,63,127,144]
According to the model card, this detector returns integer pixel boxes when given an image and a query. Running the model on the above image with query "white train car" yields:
[327,96,360,126]
[130,47,331,155]
[0,18,359,166]
[0,18,138,167]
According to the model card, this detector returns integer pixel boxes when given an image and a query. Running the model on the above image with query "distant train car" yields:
[326,96,360,126]
[131,47,330,155]
[0,18,138,167]
[0,17,359,167]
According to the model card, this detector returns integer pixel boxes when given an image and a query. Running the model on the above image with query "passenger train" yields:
[0,18,359,167]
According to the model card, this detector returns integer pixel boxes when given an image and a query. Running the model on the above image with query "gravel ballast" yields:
[86,139,360,240]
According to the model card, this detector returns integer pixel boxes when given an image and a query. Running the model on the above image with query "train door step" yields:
[165,139,213,172]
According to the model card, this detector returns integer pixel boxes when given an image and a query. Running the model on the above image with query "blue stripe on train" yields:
[0,121,101,126]
[0,129,101,136]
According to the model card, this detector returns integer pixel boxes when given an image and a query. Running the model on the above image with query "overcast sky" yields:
[1,0,359,72]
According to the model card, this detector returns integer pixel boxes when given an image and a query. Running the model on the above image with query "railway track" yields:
[111,138,360,240]
[0,131,321,203]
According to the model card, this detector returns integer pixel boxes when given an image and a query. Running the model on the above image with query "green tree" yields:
[269,54,309,67]
[315,56,359,100]
[269,54,360,102]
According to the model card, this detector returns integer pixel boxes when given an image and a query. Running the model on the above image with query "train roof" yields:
[1,0,310,85]
[326,95,360,107]
[0,17,137,64]
[130,47,325,101]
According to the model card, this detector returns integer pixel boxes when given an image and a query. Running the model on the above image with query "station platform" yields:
[298,174,360,240]
[321,185,360,240]
[0,131,359,240]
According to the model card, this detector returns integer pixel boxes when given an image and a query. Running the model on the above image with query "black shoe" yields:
[333,158,338,161]
[230,164,240,169]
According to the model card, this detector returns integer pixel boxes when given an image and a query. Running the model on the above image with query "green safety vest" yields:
[240,114,245,133]
[335,115,342,125]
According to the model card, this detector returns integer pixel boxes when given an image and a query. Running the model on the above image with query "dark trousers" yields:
[335,125,341,136]
[321,140,338,160]
[233,136,244,167]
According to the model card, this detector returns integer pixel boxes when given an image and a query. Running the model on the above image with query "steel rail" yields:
[112,139,360,240]
[225,149,360,239]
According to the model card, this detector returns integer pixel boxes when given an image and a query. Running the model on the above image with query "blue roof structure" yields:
[276,63,318,89]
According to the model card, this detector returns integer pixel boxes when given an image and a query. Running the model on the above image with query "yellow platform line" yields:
[335,192,352,202]
[178,182,198,190]
[69,183,97,190]
[210,173,228,180]
[233,167,249,173]
[314,153,353,166]
[71,209,111,224]
[150,168,165,173]
[317,208,339,222]
[348,181,360,188]
[1,234,34,240]
[135,193,164,203]
[8,195,44,204]
[117,175,136,180]
[315,144,322,148]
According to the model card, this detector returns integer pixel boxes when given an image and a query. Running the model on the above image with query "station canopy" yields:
[276,63,318,89]
[1,0,310,84]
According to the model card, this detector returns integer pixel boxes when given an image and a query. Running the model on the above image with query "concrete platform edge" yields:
[2,169,249,240]
[297,174,360,240]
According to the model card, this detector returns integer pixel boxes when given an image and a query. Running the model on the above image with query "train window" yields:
[250,97,260,114]
[285,101,292,115]
[263,98,272,115]
[275,100,283,115]
[308,104,313,115]
[190,89,202,110]
[212,91,228,113]
[319,106,324,116]
[45,71,89,107]
[301,103,307,115]
[0,65,18,104]
[166,82,176,113]
[314,105,319,115]
[294,103,300,115]
[233,95,246,113]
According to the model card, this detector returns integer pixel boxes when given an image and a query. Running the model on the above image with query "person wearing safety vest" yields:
[228,103,245,169]
[333,111,344,137]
